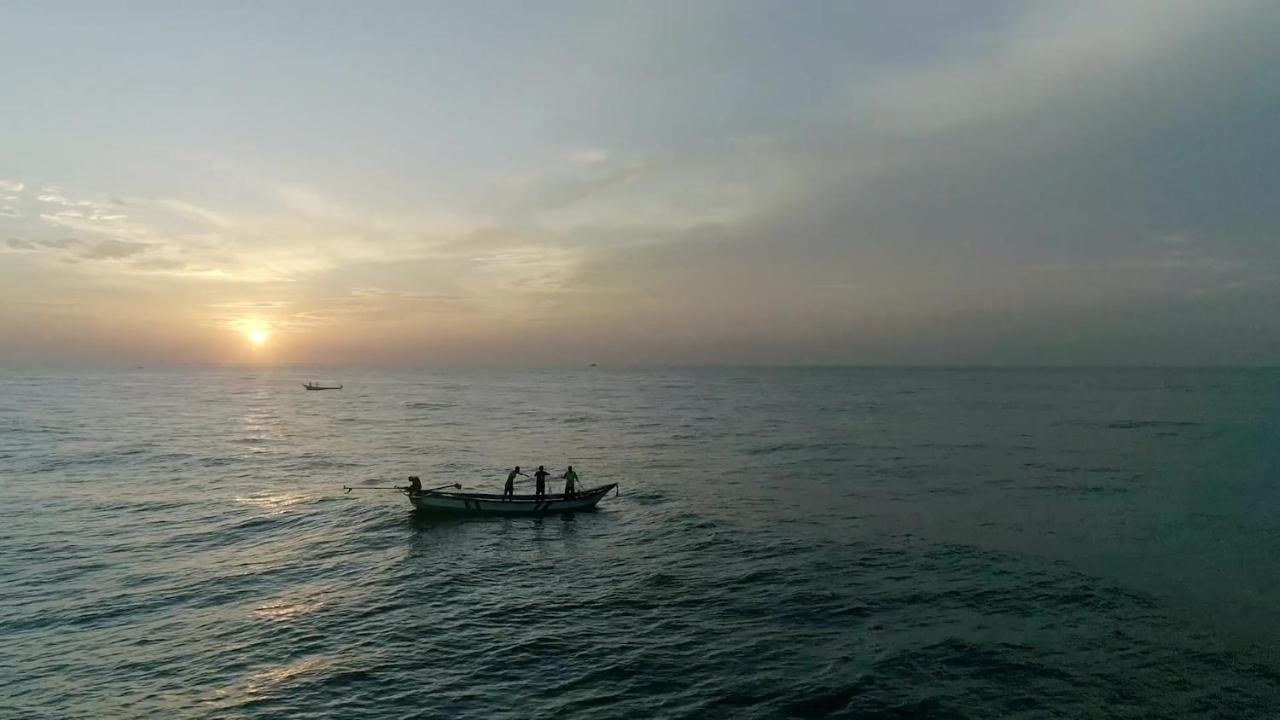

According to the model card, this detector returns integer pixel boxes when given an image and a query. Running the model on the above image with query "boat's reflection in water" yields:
[402,508,610,556]
[406,510,583,531]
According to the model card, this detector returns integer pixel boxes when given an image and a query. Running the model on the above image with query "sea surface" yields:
[3,367,1280,719]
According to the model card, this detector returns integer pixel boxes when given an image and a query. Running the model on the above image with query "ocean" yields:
[3,367,1279,719]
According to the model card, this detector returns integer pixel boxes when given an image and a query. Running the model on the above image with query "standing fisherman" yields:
[504,466,527,501]
[534,465,550,501]
[562,465,579,499]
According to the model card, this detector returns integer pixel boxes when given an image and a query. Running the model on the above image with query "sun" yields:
[247,329,269,346]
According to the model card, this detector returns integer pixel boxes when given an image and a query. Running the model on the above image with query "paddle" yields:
[343,483,462,494]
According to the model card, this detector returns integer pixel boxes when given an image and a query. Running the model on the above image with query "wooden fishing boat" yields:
[408,483,618,515]
[303,382,343,391]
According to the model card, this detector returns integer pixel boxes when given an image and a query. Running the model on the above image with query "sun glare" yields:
[248,329,269,346]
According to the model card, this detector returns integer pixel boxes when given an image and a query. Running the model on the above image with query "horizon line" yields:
[2,361,1277,372]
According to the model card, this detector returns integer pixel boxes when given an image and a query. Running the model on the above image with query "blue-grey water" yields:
[3,367,1280,719]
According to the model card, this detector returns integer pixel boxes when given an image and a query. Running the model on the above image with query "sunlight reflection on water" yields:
[234,492,307,515]
[4,367,1280,719]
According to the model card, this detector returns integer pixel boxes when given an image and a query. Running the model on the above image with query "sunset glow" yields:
[3,6,1277,719]
[1,3,1277,366]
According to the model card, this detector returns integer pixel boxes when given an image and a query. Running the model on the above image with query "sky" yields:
[1,1,1277,366]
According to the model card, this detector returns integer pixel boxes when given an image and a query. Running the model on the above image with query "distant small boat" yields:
[409,484,617,515]
[303,382,343,391]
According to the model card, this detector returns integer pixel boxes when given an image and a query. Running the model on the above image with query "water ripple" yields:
[4,367,1280,718]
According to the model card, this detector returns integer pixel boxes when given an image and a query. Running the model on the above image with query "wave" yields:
[1107,420,1200,429]
[403,401,455,410]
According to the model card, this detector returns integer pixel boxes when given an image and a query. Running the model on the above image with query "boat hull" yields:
[409,484,616,515]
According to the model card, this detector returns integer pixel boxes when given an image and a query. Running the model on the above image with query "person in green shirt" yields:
[562,466,579,499]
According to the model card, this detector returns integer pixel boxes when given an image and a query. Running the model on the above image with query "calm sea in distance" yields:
[3,366,1279,719]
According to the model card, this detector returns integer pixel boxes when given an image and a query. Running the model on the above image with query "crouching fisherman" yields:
[400,475,423,494]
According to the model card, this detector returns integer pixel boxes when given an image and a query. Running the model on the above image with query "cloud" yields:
[329,288,474,317]
[17,186,340,281]
[856,1,1219,136]
[5,1,1278,365]
[0,180,23,193]
[156,199,234,228]
[530,158,655,213]
[465,245,579,294]
[4,236,74,252]
[538,1,1280,360]
[209,300,294,310]
[568,148,609,165]
[80,238,151,260]
[129,257,191,273]
[203,286,475,339]
[3,234,153,261]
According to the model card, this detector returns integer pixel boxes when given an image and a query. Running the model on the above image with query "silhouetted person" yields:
[534,465,550,500]
[562,466,579,499]
[504,466,527,501]
[401,475,422,494]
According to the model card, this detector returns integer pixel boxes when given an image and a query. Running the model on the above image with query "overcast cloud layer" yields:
[1,1,1277,365]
